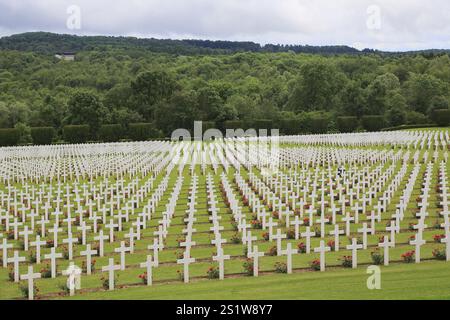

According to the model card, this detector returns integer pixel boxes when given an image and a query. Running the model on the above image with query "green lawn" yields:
[63,260,450,300]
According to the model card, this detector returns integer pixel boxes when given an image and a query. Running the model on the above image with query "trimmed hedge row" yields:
[0,128,20,147]
[30,127,55,145]
[63,125,91,143]
[431,109,450,127]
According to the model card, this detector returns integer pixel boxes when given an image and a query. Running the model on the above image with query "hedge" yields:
[0,128,20,147]
[309,115,329,134]
[337,116,359,133]
[431,109,450,127]
[30,127,55,145]
[63,125,90,143]
[98,124,123,142]
[277,119,302,135]
[128,123,160,141]
[361,115,386,132]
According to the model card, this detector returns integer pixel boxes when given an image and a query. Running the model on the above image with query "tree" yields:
[385,91,408,126]
[130,70,177,120]
[404,73,447,114]
[65,91,108,136]
[286,60,347,112]
[365,73,401,115]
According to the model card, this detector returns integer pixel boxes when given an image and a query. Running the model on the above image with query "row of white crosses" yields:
[176,175,198,283]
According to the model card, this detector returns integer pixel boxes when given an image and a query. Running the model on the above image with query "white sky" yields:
[0,0,449,51]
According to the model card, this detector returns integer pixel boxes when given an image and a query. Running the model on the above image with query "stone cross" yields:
[378,236,392,266]
[102,258,121,291]
[20,265,41,300]
[346,238,363,269]
[139,255,155,286]
[7,250,26,282]
[301,227,316,254]
[249,245,264,277]
[212,247,230,280]
[272,229,287,256]
[44,247,62,278]
[80,244,97,275]
[410,232,426,263]
[115,241,131,270]
[329,224,344,252]
[30,235,46,264]
[314,240,331,272]
[281,243,298,274]
[177,251,195,284]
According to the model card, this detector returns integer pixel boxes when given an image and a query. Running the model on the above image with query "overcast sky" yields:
[0,0,449,51]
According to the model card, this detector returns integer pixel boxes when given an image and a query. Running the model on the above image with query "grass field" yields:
[62,260,450,300]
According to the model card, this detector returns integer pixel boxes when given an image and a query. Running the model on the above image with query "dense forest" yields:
[0,32,449,145]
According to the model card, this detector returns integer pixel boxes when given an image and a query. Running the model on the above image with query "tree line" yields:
[0,33,449,146]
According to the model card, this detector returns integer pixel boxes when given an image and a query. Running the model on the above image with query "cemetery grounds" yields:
[0,128,449,300]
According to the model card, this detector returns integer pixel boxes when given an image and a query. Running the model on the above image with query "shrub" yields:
[0,128,20,146]
[340,255,353,268]
[250,220,262,229]
[337,116,359,133]
[63,125,90,143]
[361,115,386,132]
[371,249,383,265]
[98,124,123,142]
[297,242,306,254]
[432,248,446,261]
[274,262,288,273]
[19,283,39,299]
[206,266,220,279]
[401,251,415,263]
[309,113,329,134]
[30,127,55,145]
[310,259,320,271]
[242,259,254,276]
[431,109,450,126]
[406,111,429,125]
[266,246,277,256]
[128,123,160,141]
[230,233,241,244]
[138,272,148,284]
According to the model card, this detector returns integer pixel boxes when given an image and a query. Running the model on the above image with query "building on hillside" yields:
[55,52,76,61]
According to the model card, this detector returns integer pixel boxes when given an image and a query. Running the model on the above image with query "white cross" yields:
[341,211,354,236]
[7,250,25,282]
[114,241,131,270]
[102,258,121,291]
[212,247,230,280]
[139,255,156,286]
[281,243,298,274]
[272,229,287,256]
[30,235,46,264]
[77,221,91,246]
[378,235,392,266]
[0,238,13,268]
[410,232,426,263]
[357,223,370,250]
[105,219,118,243]
[266,218,277,241]
[94,230,109,257]
[80,244,98,275]
[301,227,316,254]
[125,227,139,253]
[346,238,363,269]
[49,224,62,248]
[44,247,62,278]
[248,245,264,277]
[147,238,161,267]
[290,216,304,240]
[329,224,344,252]
[62,233,79,261]
[316,215,329,238]
[314,240,331,272]
[20,265,41,300]
[177,251,196,284]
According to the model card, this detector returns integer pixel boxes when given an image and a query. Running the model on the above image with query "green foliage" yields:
[63,125,90,143]
[31,127,55,145]
[65,91,108,135]
[336,116,359,133]
[128,123,160,141]
[431,109,450,126]
[0,128,20,146]
[361,115,386,132]
[0,33,449,138]
[98,124,123,142]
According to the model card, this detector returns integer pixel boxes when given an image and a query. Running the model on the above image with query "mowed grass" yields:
[63,260,450,300]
